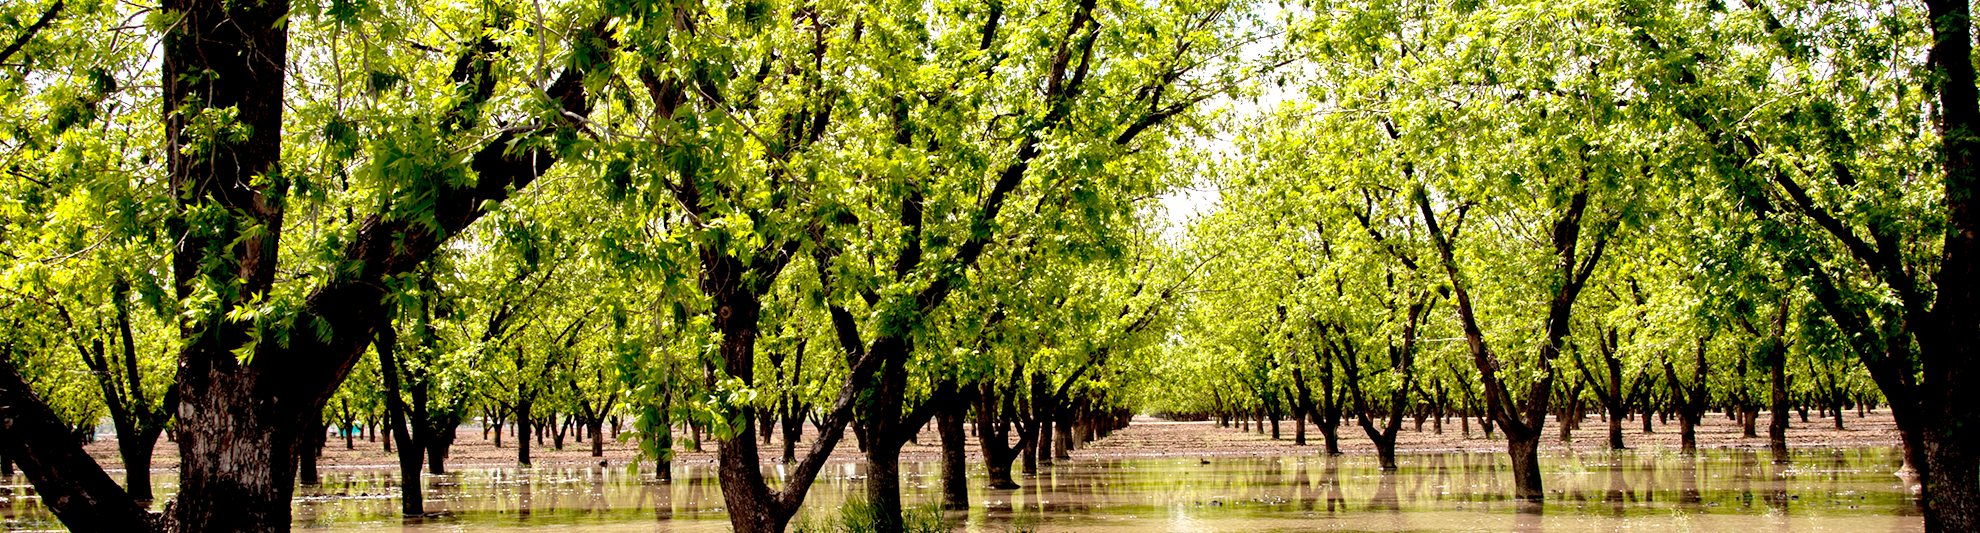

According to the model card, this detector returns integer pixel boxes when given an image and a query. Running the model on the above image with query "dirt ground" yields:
[80,408,1903,474]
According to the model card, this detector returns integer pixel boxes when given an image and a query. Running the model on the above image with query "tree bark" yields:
[860,356,951,533]
[515,398,533,466]
[939,399,969,511]
[0,358,158,532]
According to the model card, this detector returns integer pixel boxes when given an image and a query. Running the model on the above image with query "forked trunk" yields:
[118,426,164,500]
[377,329,424,517]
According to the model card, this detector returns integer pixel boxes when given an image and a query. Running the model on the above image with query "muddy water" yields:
[0,447,1922,532]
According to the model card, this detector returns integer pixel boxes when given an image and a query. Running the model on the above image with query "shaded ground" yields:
[80,409,1902,474]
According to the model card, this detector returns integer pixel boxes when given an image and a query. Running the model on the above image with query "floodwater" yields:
[0,447,1923,532]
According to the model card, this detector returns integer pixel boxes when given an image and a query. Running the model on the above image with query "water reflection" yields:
[0,447,1925,532]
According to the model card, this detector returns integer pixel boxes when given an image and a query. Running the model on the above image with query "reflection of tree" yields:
[1735,449,1759,509]
[1636,455,1660,502]
[1323,456,1347,513]
[1430,455,1451,507]
[1765,460,1792,512]
[1605,454,1631,518]
[1678,456,1703,506]
[641,481,672,521]
[1514,503,1544,533]
[1294,462,1314,511]
[518,471,534,521]
[1368,471,1400,512]
[587,466,609,513]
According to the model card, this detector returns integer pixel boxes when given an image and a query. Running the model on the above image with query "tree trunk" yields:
[1053,420,1072,460]
[0,359,158,532]
[1741,405,1760,438]
[1418,184,1609,503]
[1312,407,1342,455]
[591,418,606,457]
[1507,432,1544,501]
[1770,362,1790,463]
[1679,410,1700,454]
[865,442,905,533]
[1031,372,1053,466]
[859,354,915,533]
[780,400,803,464]
[298,421,321,486]
[552,414,567,450]
[377,328,424,517]
[117,426,165,500]
[516,398,533,466]
[974,377,1034,491]
[939,400,969,511]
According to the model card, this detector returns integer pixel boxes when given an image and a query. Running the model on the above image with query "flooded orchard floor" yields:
[0,446,1923,532]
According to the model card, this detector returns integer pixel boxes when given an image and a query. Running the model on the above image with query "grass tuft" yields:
[791,497,952,533]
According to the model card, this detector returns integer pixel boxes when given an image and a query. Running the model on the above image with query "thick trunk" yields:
[1606,407,1625,451]
[1295,408,1308,444]
[1373,433,1398,470]
[0,360,157,532]
[1741,405,1759,438]
[173,361,298,533]
[780,401,803,464]
[939,401,969,510]
[1313,409,1342,454]
[1053,421,1072,460]
[1268,408,1281,440]
[974,379,1033,491]
[860,356,912,533]
[552,415,567,450]
[864,443,905,533]
[425,418,457,475]
[158,0,295,526]
[1922,0,1980,526]
[1921,424,1980,532]
[1507,432,1544,501]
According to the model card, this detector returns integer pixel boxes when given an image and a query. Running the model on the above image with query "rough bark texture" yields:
[1920,1,1980,529]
